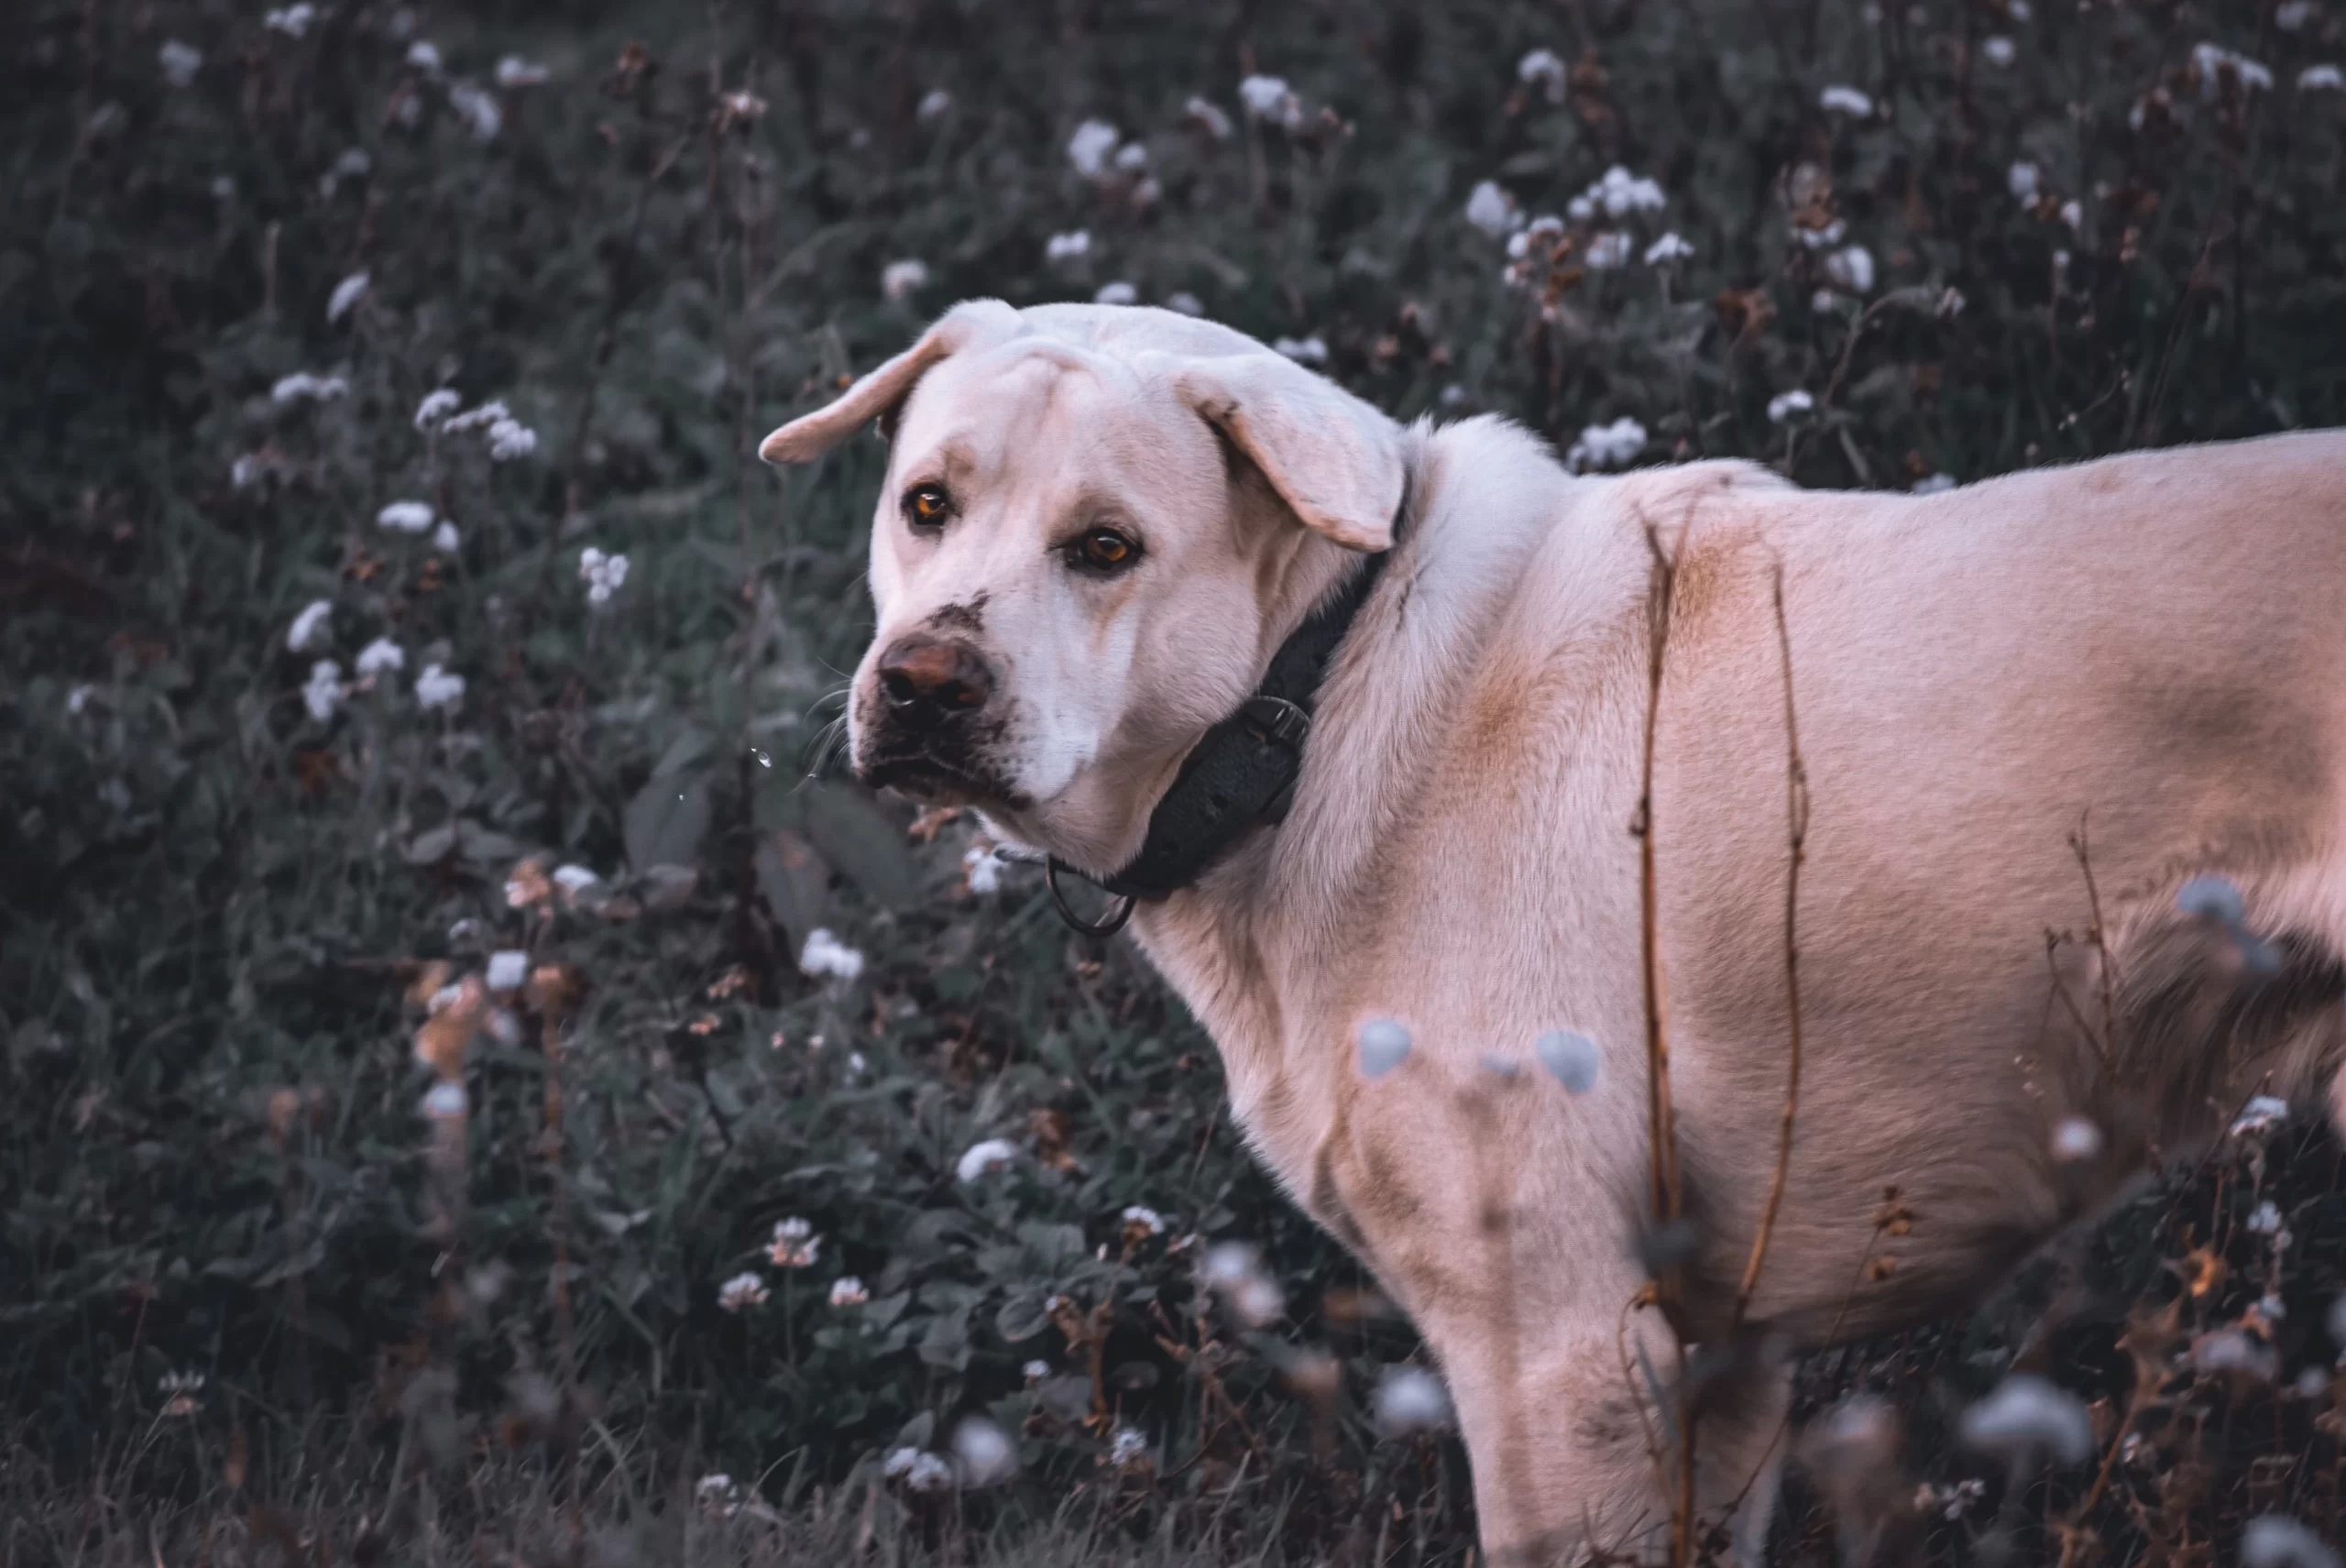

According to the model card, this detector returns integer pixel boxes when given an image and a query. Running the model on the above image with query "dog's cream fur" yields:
[765,301,2346,1562]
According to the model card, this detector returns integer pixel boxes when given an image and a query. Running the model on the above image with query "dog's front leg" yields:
[1426,1293,1791,1566]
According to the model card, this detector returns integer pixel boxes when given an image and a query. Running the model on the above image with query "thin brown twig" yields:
[1734,563,1808,1327]
[2069,816,2124,1080]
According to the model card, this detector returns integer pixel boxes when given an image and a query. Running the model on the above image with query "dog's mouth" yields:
[856,748,1032,812]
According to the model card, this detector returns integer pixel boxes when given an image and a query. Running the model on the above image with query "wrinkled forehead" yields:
[887,341,1217,506]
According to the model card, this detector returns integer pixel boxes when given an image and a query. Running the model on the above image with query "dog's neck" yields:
[1125,415,1582,1128]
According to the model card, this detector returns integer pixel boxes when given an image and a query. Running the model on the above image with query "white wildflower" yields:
[1093,280,1138,305]
[405,40,444,73]
[1819,84,1873,116]
[1165,290,1203,316]
[917,88,953,122]
[413,389,461,430]
[2051,1116,2102,1162]
[717,1272,769,1311]
[881,258,929,302]
[846,1050,867,1074]
[1067,118,1121,178]
[1797,217,1847,249]
[1238,74,1303,129]
[1518,49,1566,102]
[1768,388,1815,422]
[1464,180,1518,237]
[1108,1427,1149,1467]
[1584,164,1666,217]
[1200,1241,1283,1326]
[446,80,504,138]
[828,1276,869,1307]
[2194,43,2275,96]
[231,454,260,488]
[1913,472,1957,495]
[2301,64,2345,91]
[1959,1375,2093,1464]
[264,5,315,38]
[1567,194,1596,222]
[1937,285,1966,317]
[378,499,434,533]
[956,1137,1019,1183]
[1824,244,1876,291]
[1272,334,1328,364]
[442,400,510,433]
[67,684,98,716]
[2249,1199,2285,1234]
[553,864,598,894]
[769,1216,821,1268]
[883,1447,953,1492]
[422,1080,469,1120]
[1813,288,1842,314]
[1022,1359,1049,1381]
[159,40,203,88]
[799,927,864,982]
[301,660,345,722]
[1565,418,1648,472]
[495,56,549,88]
[1376,1366,1453,1434]
[1643,231,1695,264]
[2242,1517,2342,1568]
[1981,36,2016,67]
[2008,161,2040,203]
[485,950,528,992]
[578,546,630,606]
[1044,229,1091,263]
[1121,1204,1166,1236]
[414,663,466,712]
[356,638,405,676]
[2279,1,2317,30]
[2060,198,2083,231]
[2232,1094,2289,1137]
[1356,1017,1411,1078]
[964,842,1006,894]
[1183,95,1232,138]
[431,521,459,553]
[951,1417,1017,1486]
[694,1474,737,1511]
[487,416,536,461]
[1584,231,1632,269]
[287,598,334,652]
[326,270,369,323]
[270,372,348,403]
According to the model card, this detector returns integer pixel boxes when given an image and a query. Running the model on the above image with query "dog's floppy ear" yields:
[1164,352,1406,552]
[758,299,1022,464]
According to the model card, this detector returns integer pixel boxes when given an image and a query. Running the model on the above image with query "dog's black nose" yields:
[875,636,994,731]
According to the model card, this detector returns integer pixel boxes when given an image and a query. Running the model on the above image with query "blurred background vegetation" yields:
[5,0,2346,1563]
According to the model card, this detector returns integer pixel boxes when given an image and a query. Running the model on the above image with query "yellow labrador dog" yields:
[763,300,2346,1562]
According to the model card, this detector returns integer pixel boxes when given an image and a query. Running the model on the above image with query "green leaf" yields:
[752,829,830,948]
[801,781,919,907]
[995,1290,1052,1343]
[623,775,711,872]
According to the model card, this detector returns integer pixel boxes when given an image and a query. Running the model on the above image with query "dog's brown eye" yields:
[1070,528,1140,573]
[902,484,951,530]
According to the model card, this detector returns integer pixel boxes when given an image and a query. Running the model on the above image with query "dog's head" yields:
[761,301,1406,874]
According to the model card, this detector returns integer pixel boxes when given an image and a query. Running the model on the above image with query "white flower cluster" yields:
[951,1417,1018,1486]
[1182,95,1232,139]
[881,258,929,302]
[357,637,405,675]
[579,546,630,607]
[1376,1365,1454,1435]
[1064,117,1157,204]
[1200,1241,1284,1327]
[287,598,334,652]
[1120,1204,1166,1237]
[882,1446,954,1492]
[828,1276,868,1307]
[768,1216,821,1268]
[496,57,550,88]
[956,1137,1018,1183]
[1093,280,1137,305]
[1571,164,1666,222]
[270,372,348,404]
[264,5,315,38]
[159,39,203,87]
[1959,1375,2093,1465]
[1272,334,1328,365]
[378,500,434,533]
[1045,229,1091,263]
[1238,74,1303,130]
[1768,388,1815,423]
[2193,41,2275,97]
[963,841,1008,894]
[1564,418,1648,474]
[1517,49,1566,103]
[1819,84,1873,116]
[301,661,345,722]
[415,663,465,712]
[917,89,953,123]
[799,927,865,981]
[326,270,369,323]
[2302,65,2344,91]
[717,1272,769,1311]
[424,397,538,461]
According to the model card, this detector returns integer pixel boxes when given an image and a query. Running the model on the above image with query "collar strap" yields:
[1053,482,1408,915]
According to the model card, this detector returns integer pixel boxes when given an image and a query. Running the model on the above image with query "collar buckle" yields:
[1240,695,1311,750]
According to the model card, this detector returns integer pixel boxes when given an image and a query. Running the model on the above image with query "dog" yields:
[762,299,2346,1563]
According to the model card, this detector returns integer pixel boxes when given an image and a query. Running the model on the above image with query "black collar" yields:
[1045,483,1409,935]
